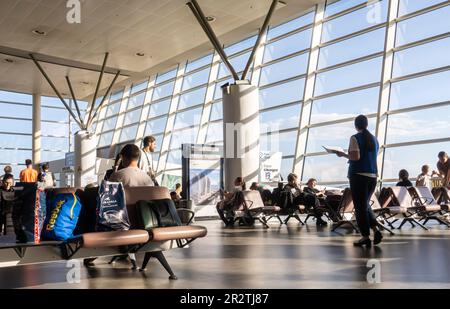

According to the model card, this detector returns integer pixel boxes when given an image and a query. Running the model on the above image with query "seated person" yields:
[435,151,450,187]
[284,173,327,227]
[109,144,154,187]
[271,182,284,206]
[396,169,413,187]
[217,177,246,226]
[174,183,182,200]
[416,165,435,188]
[0,174,15,235]
[304,178,340,222]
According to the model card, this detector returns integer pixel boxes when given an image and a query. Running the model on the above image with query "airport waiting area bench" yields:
[0,186,207,280]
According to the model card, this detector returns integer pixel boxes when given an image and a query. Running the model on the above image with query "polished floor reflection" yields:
[1,219,450,289]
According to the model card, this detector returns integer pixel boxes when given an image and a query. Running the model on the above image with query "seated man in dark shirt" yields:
[396,169,413,187]
[304,178,340,222]
[436,151,450,187]
[0,174,15,235]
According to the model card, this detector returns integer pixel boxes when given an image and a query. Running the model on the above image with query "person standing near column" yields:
[334,115,382,247]
[138,136,158,186]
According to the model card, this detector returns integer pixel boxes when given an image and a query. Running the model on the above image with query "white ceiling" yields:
[0,0,322,100]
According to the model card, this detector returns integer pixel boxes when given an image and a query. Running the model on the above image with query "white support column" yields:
[74,130,98,188]
[196,53,220,144]
[32,93,41,166]
[157,64,185,177]
[294,3,325,178]
[376,0,399,181]
[222,82,260,191]
[135,75,157,146]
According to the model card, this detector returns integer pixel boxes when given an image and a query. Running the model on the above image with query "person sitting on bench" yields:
[284,173,328,226]
[436,151,450,187]
[396,169,413,187]
[109,144,154,187]
[216,177,246,226]
[304,178,340,222]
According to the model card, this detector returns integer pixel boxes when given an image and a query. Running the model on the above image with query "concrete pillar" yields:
[32,93,41,165]
[222,81,260,191]
[74,130,98,188]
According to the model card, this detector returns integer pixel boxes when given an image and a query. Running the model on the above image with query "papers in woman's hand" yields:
[323,146,347,155]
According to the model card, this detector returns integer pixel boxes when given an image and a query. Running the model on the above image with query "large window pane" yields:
[186,54,213,73]
[396,5,450,47]
[261,131,297,157]
[263,29,312,63]
[318,28,385,69]
[321,0,388,43]
[0,90,31,104]
[178,87,207,109]
[42,122,68,137]
[1,149,32,165]
[166,150,182,168]
[306,118,376,153]
[310,87,379,124]
[173,107,202,130]
[148,98,170,118]
[145,116,167,135]
[0,102,31,118]
[259,53,309,86]
[119,125,138,142]
[210,102,223,121]
[152,81,175,100]
[218,52,251,79]
[41,136,68,152]
[260,104,301,132]
[127,92,146,109]
[206,122,223,143]
[1,118,31,134]
[383,141,450,179]
[398,0,447,17]
[303,155,349,183]
[182,68,210,91]
[280,158,294,180]
[386,105,450,144]
[314,57,382,96]
[325,0,369,18]
[0,134,31,149]
[389,70,450,110]
[393,37,450,78]
[156,68,177,84]
[259,78,305,109]
[98,131,114,147]
[110,89,124,102]
[41,107,67,121]
[268,11,315,40]
[130,80,148,95]
[102,116,118,131]
[170,127,198,149]
[105,102,121,117]
[123,108,142,126]
[224,36,256,56]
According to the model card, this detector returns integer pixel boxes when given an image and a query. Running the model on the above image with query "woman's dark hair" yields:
[399,169,409,181]
[2,173,14,182]
[354,115,375,151]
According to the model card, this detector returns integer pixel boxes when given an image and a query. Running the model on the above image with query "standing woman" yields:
[335,115,382,247]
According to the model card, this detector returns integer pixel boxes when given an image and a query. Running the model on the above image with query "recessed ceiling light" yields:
[206,16,216,22]
[2,58,14,63]
[136,52,145,57]
[81,81,90,85]
[61,93,68,96]
[32,29,47,36]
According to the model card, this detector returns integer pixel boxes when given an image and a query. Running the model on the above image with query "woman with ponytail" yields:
[335,115,381,247]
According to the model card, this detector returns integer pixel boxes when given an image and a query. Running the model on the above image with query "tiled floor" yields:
[1,218,450,289]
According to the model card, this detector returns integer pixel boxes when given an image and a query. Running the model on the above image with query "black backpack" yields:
[136,199,181,230]
[279,189,296,213]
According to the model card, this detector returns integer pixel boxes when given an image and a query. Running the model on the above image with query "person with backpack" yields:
[38,163,56,188]
[334,115,382,247]
[283,173,328,227]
